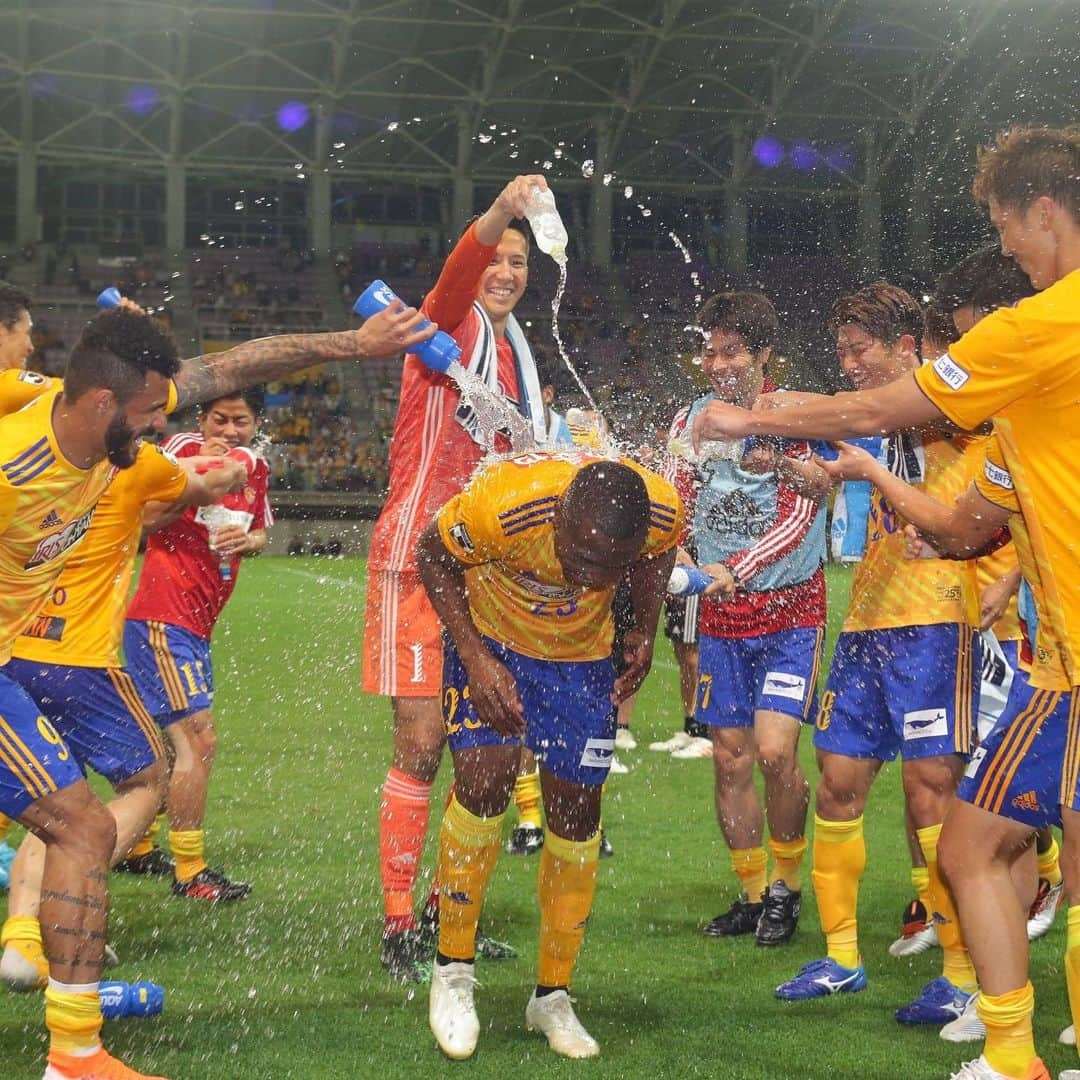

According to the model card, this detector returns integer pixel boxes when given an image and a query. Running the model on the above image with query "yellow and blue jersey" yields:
[435,450,684,661]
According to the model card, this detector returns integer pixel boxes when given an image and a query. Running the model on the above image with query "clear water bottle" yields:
[353,280,461,373]
[524,186,569,262]
[667,566,714,596]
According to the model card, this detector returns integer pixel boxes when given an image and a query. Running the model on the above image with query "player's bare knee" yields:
[755,739,796,779]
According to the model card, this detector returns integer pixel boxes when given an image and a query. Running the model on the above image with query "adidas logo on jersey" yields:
[38,510,63,530]
[1011,790,1040,813]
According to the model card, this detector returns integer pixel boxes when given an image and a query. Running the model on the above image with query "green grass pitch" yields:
[1,559,1072,1078]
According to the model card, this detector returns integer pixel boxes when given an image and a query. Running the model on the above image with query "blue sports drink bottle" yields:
[99,980,164,1019]
[353,280,461,373]
[667,566,714,596]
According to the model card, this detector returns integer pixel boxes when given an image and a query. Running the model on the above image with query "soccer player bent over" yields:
[416,451,682,1059]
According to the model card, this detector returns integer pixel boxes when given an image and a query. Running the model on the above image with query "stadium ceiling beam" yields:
[605,0,687,169]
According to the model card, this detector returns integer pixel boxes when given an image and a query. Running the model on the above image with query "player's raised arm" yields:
[415,521,525,736]
[819,441,1010,557]
[691,374,942,450]
[172,300,436,410]
[143,453,247,532]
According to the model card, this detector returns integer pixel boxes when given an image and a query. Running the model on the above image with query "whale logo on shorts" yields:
[580,738,615,768]
[903,708,948,741]
[763,672,806,702]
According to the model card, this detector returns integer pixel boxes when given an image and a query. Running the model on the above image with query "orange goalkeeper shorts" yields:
[362,570,443,698]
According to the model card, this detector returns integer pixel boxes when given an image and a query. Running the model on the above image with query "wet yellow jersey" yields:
[0,368,61,412]
[916,268,1080,687]
[0,391,114,663]
[12,441,187,668]
[843,429,976,633]
[436,450,684,661]
[973,433,1069,689]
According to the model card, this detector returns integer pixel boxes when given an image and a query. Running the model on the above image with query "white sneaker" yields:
[614,728,637,751]
[948,1056,1017,1079]
[940,992,986,1042]
[1059,1070,1080,1079]
[670,736,713,759]
[1027,878,1064,940]
[1061,1024,1076,1046]
[429,960,480,1060]
[525,989,599,1058]
[888,900,940,958]
[648,730,694,751]
[607,756,631,775]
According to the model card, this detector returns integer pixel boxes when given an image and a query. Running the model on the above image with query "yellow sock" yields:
[911,865,932,910]
[1065,906,1080,1057]
[1,914,48,983]
[769,836,808,892]
[977,982,1037,1078]
[169,829,208,882]
[538,830,601,988]
[0,812,11,843]
[1038,835,1063,889]
[917,823,977,991]
[730,846,768,901]
[128,813,166,860]
[513,769,542,830]
[436,796,504,961]
[811,815,865,969]
[45,981,103,1055]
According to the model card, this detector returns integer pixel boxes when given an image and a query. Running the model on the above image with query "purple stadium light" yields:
[790,142,819,170]
[751,136,784,169]
[276,101,310,133]
[126,84,160,117]
[825,145,854,173]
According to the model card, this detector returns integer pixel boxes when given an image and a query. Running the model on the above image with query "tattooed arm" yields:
[173,301,435,410]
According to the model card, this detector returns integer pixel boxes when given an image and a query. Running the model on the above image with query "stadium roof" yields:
[1,0,1077,198]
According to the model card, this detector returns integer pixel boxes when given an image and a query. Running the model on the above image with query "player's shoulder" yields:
[162,431,203,457]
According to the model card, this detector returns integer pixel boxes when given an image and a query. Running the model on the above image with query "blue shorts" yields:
[695,627,824,728]
[0,667,83,818]
[123,620,214,725]
[3,659,167,786]
[442,636,616,786]
[959,674,1079,830]
[814,624,979,762]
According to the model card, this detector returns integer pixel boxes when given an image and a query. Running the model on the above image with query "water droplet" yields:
[477,133,492,144]
[623,185,633,198]
[387,121,399,132]
[602,173,614,186]
[581,159,594,178]
[542,160,553,170]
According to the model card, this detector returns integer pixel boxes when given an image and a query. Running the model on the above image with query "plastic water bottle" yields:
[667,566,714,596]
[97,287,122,309]
[353,280,460,373]
[523,186,569,262]
[99,980,164,1019]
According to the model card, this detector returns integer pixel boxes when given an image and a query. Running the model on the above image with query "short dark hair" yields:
[927,244,1036,344]
[973,125,1080,220]
[564,461,649,542]
[63,308,180,405]
[829,282,924,357]
[0,281,32,331]
[201,386,264,418]
[694,291,779,354]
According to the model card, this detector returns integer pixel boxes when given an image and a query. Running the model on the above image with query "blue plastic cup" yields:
[667,566,714,596]
[97,287,122,309]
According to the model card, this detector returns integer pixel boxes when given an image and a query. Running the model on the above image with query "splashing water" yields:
[549,257,601,416]
[443,360,536,453]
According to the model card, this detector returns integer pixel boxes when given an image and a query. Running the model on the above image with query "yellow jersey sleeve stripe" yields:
[108,668,167,761]
[0,716,56,800]
[2,439,55,486]
[502,512,556,537]
[497,496,559,522]
[149,622,189,712]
